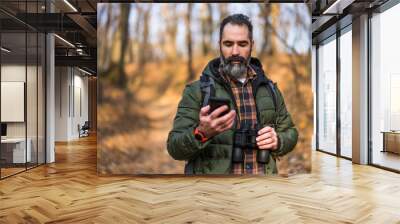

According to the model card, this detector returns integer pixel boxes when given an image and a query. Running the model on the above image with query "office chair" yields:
[79,121,90,138]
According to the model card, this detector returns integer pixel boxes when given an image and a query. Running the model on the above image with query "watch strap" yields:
[194,127,208,143]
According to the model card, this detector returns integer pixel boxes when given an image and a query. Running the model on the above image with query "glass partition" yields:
[26,0,42,169]
[37,0,46,165]
[27,31,38,169]
[1,30,28,177]
[0,1,46,179]
[317,36,337,154]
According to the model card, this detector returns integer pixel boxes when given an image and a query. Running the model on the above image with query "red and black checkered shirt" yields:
[221,68,265,175]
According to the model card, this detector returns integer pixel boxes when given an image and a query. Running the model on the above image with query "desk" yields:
[381,131,400,154]
[1,138,31,163]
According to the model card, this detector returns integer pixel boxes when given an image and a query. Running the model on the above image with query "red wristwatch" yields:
[194,127,208,143]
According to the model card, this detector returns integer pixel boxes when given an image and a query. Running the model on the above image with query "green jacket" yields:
[167,58,298,174]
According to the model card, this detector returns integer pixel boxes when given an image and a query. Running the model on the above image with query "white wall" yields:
[1,65,26,81]
[55,66,89,141]
[55,66,69,141]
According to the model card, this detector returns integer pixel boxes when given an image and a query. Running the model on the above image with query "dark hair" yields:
[219,14,253,41]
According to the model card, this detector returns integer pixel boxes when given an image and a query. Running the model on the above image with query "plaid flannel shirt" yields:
[221,67,265,175]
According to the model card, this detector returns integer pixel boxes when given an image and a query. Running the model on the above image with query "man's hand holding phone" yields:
[196,103,236,139]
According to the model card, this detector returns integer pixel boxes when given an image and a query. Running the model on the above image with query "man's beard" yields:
[221,55,249,80]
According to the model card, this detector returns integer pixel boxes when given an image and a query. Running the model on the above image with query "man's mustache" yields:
[226,55,246,64]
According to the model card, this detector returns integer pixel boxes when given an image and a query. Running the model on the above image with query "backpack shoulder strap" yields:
[265,80,278,113]
[200,74,215,107]
[250,64,278,113]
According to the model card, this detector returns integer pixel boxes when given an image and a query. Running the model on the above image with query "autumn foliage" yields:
[97,3,312,175]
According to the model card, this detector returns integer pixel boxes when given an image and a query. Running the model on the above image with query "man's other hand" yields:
[256,126,278,150]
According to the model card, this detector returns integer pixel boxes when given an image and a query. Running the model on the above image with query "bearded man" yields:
[167,14,298,175]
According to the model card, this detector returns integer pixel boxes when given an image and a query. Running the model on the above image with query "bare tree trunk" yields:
[100,4,113,73]
[200,4,213,56]
[129,5,152,97]
[218,3,228,22]
[258,4,280,57]
[206,4,213,55]
[127,39,134,63]
[118,4,131,88]
[132,4,143,64]
[162,4,178,61]
[258,3,271,58]
[270,5,280,55]
[139,6,151,65]
[186,3,194,82]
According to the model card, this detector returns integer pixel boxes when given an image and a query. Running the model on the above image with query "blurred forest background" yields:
[97,3,312,175]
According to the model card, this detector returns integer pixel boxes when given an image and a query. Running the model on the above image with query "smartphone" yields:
[209,97,231,117]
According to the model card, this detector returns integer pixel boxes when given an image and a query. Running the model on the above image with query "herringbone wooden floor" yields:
[1,135,400,224]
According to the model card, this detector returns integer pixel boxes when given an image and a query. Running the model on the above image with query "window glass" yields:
[317,36,337,154]
[371,3,400,171]
[1,20,28,178]
[339,29,352,158]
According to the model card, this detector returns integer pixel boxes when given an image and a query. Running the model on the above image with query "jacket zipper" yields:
[252,82,261,128]
[241,83,247,128]
[220,81,241,125]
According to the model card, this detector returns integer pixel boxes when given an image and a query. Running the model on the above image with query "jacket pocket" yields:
[201,143,231,159]
[194,144,232,174]
[201,158,231,174]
